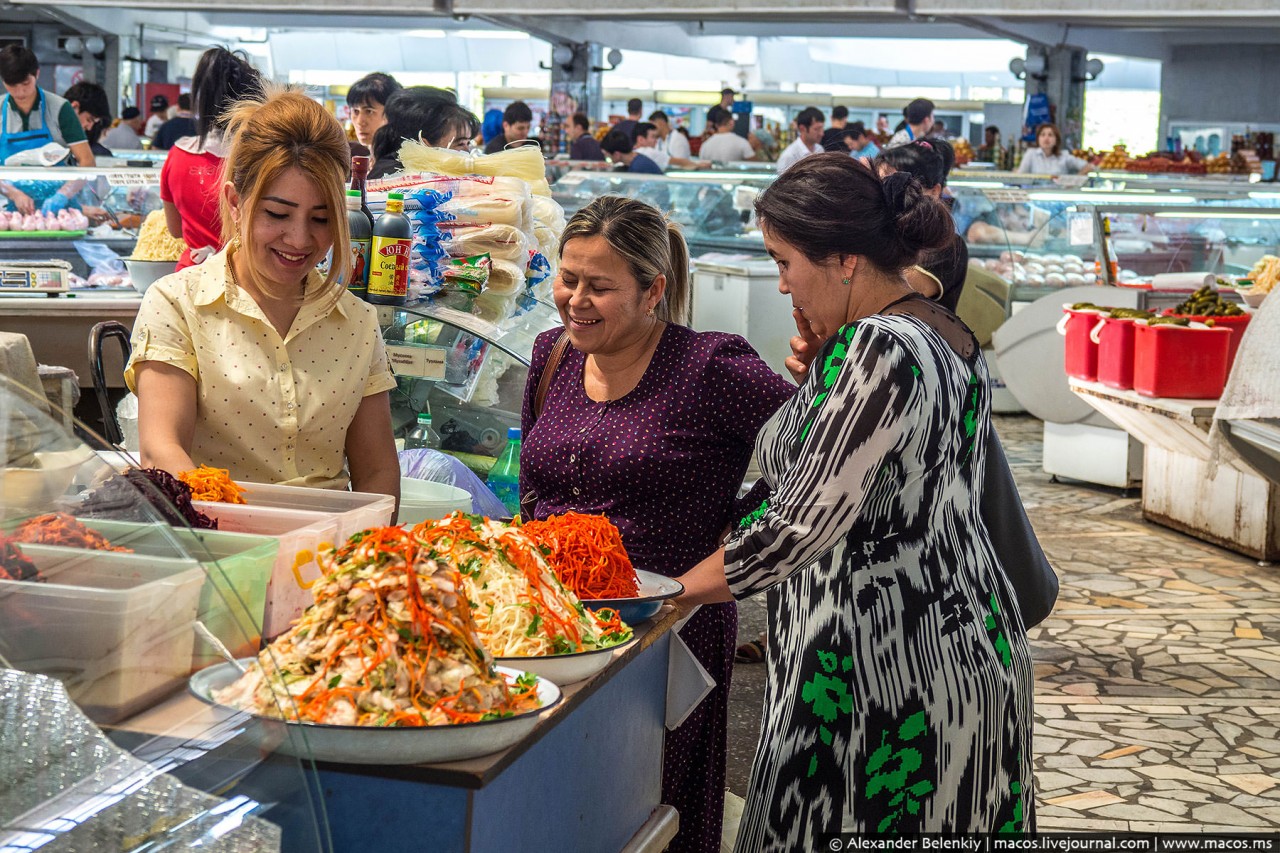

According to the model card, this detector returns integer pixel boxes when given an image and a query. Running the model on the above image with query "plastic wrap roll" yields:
[1152,272,1215,291]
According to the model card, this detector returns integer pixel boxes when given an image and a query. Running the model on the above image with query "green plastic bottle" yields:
[486,427,522,517]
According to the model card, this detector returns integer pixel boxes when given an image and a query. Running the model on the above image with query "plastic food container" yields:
[1091,316,1138,391]
[236,482,395,540]
[193,502,340,640]
[1162,312,1251,372]
[1057,307,1104,381]
[0,544,204,723]
[82,518,280,670]
[398,479,473,526]
[1133,323,1232,399]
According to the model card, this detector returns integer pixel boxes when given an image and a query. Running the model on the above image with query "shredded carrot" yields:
[522,511,639,600]
[178,465,247,504]
[275,524,539,726]
[13,513,132,553]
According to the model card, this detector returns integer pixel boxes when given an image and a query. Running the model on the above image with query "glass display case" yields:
[551,169,774,255]
[953,181,1280,305]
[0,375,328,851]
[378,292,561,476]
[0,165,162,277]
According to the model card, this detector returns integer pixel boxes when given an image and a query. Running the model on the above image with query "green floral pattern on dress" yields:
[798,323,858,445]
[864,710,936,832]
[801,649,855,778]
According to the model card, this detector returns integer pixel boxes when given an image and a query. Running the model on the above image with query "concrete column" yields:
[1021,45,1087,150]
[547,42,603,155]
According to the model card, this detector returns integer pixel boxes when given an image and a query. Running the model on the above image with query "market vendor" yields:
[125,88,399,502]
[1017,122,1092,176]
[520,196,795,853]
[0,45,94,169]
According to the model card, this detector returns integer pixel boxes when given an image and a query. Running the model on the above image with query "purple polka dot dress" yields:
[521,323,795,853]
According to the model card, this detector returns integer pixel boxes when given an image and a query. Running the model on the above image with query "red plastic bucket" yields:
[1133,323,1232,399]
[1162,312,1251,371]
[1092,316,1138,391]
[1057,307,1105,381]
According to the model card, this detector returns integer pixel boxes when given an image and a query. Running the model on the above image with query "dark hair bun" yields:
[883,171,954,261]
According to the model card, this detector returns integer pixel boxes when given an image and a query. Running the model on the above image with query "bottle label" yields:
[369,236,411,299]
[350,237,371,286]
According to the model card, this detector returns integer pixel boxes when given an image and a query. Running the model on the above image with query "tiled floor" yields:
[727,414,1280,831]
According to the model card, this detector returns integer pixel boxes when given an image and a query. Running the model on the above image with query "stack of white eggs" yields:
[978,251,1099,287]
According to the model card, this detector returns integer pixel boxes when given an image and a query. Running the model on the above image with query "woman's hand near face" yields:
[344,391,401,513]
[135,361,199,474]
[785,308,823,385]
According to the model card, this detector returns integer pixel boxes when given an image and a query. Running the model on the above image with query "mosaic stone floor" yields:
[727,414,1280,832]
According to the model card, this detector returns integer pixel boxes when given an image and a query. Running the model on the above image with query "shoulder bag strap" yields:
[534,330,571,420]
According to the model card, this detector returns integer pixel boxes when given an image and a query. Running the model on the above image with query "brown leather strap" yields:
[534,331,571,419]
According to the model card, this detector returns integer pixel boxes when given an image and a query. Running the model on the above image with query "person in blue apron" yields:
[0,45,97,216]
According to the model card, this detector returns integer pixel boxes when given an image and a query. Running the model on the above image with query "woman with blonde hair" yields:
[127,87,399,501]
[520,195,796,853]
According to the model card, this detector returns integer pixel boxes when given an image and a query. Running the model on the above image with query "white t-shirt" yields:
[144,114,165,139]
[699,132,755,163]
[1017,147,1090,175]
[102,124,142,151]
[665,130,691,160]
[776,138,822,173]
[635,145,670,171]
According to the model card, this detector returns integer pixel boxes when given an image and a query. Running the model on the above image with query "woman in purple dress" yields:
[520,196,795,853]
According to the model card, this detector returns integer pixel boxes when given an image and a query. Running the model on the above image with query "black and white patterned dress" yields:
[726,306,1035,849]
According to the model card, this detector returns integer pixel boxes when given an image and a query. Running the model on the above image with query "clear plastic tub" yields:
[236,482,396,540]
[83,518,280,669]
[194,502,340,639]
[0,544,205,723]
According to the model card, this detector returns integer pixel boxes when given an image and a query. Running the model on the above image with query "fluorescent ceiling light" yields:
[457,30,529,40]
[1028,191,1186,205]
[403,29,445,38]
[1154,211,1280,219]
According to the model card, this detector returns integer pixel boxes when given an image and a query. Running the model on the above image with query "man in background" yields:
[648,110,690,160]
[821,105,849,152]
[707,87,735,128]
[874,113,892,144]
[776,106,824,172]
[151,93,196,150]
[566,112,604,161]
[484,100,535,153]
[600,128,663,174]
[842,121,880,159]
[613,98,642,142]
[143,94,168,140]
[346,71,401,156]
[0,45,93,167]
[103,106,144,151]
[698,106,755,162]
[62,81,113,159]
[886,98,935,148]
[644,111,706,169]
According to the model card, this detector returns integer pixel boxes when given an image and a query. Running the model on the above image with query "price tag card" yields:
[982,188,1029,204]
[104,171,157,187]
[1069,213,1095,246]
[386,344,447,381]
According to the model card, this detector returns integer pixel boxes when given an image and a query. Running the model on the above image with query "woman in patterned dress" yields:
[678,155,1036,848]
[519,196,795,853]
